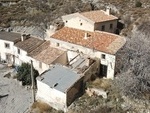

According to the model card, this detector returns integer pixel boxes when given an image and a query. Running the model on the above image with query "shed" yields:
[36,65,84,112]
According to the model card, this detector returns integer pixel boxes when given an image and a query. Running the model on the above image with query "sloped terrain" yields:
[0,0,150,113]
[0,0,150,35]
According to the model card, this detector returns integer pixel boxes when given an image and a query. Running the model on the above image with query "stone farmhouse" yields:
[37,9,126,112]
[62,8,118,33]
[50,9,126,79]
[0,9,126,112]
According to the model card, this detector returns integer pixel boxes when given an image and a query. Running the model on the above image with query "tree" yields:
[115,20,150,100]
[17,63,39,86]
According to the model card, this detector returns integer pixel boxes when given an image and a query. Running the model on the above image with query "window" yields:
[17,49,20,54]
[110,24,113,29]
[39,62,42,68]
[56,43,59,47]
[101,54,106,59]
[80,23,83,26]
[5,43,10,49]
[101,25,105,31]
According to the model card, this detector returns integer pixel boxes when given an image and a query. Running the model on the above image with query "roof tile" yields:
[51,27,126,54]
[80,10,118,23]
[15,37,45,53]
[31,46,65,65]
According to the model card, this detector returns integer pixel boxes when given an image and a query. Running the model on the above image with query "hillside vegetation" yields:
[0,0,149,29]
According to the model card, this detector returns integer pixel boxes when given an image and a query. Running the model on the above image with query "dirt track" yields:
[0,65,32,113]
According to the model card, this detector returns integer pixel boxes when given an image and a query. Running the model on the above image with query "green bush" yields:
[17,63,39,86]
[135,1,142,7]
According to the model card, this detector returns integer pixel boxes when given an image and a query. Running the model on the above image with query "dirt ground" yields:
[0,64,32,113]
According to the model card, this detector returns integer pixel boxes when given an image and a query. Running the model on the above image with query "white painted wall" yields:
[52,52,68,65]
[63,17,95,31]
[14,46,31,66]
[67,51,80,65]
[30,58,50,74]
[49,38,116,79]
[29,52,68,75]
[0,39,15,63]
[36,80,67,112]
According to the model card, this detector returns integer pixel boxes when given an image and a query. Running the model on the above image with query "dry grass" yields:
[31,101,64,113]
[89,78,112,90]
[31,101,52,113]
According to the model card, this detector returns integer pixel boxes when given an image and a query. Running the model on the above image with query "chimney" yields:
[106,8,111,15]
[21,34,26,41]
[26,34,30,39]
[21,34,30,41]
[84,32,88,39]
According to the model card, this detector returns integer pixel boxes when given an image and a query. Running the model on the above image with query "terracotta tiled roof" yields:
[80,10,118,23]
[28,41,50,57]
[31,46,65,65]
[51,27,126,54]
[15,37,45,53]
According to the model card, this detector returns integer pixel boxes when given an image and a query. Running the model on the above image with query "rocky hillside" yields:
[0,0,150,38]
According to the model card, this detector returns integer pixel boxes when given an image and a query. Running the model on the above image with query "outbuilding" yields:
[36,65,84,112]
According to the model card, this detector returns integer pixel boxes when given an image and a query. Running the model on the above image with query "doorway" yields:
[6,54,11,63]
[99,64,107,77]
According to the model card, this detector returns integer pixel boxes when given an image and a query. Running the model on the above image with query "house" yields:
[14,34,45,66]
[14,35,68,74]
[62,9,118,33]
[29,42,68,74]
[50,27,126,79]
[0,31,68,74]
[0,31,20,64]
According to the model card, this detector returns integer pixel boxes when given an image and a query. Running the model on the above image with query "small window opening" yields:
[110,24,113,29]
[102,25,105,31]
[101,54,106,59]
[5,43,10,49]
[56,43,59,46]
[18,49,20,54]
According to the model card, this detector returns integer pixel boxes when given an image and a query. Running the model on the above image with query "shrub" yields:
[17,63,39,86]
[115,21,150,100]
[135,1,142,7]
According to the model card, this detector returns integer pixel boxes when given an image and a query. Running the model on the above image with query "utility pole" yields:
[31,60,35,102]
